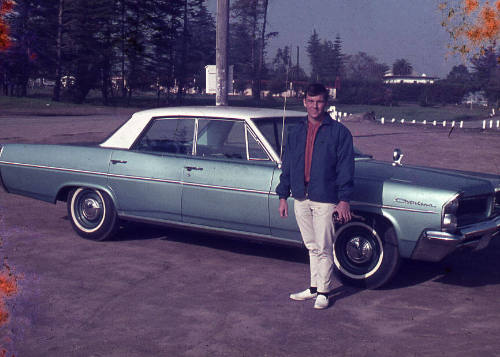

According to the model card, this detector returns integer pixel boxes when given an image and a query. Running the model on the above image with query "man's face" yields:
[303,94,327,122]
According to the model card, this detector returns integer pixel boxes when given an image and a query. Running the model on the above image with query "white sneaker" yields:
[289,288,317,301]
[314,294,329,309]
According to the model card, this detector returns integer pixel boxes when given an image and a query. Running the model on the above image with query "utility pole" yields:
[216,0,229,106]
[296,46,299,71]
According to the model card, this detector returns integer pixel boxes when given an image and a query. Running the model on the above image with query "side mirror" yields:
[392,148,404,166]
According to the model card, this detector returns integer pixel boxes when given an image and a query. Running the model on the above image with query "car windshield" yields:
[252,116,368,159]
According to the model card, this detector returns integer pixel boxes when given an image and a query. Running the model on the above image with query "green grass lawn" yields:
[0,91,491,123]
[0,95,75,110]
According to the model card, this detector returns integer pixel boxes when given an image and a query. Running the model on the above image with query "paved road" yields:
[1,112,500,356]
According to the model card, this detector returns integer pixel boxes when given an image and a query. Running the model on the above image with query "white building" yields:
[383,71,438,85]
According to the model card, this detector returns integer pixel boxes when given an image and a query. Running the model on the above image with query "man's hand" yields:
[279,198,288,218]
[335,201,351,223]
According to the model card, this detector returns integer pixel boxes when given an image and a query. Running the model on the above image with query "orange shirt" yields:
[304,119,321,183]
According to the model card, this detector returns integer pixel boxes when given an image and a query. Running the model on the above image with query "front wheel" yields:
[333,221,400,289]
[67,187,119,241]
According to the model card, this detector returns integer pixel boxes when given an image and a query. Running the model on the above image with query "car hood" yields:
[355,159,500,197]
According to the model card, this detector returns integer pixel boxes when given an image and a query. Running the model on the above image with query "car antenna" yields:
[280,49,291,161]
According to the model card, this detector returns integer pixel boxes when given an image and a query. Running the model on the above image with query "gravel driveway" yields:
[0,111,499,357]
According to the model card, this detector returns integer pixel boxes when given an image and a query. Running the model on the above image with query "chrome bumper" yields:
[411,215,500,262]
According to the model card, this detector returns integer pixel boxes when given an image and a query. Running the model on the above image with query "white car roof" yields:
[101,106,306,149]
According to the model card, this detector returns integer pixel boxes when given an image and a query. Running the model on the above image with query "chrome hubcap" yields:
[346,236,373,264]
[81,198,101,220]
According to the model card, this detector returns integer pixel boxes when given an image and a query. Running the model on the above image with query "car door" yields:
[181,118,275,235]
[107,117,195,222]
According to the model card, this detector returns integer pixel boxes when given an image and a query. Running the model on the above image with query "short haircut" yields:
[304,83,328,100]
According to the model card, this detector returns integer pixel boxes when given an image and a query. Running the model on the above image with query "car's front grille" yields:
[457,195,492,227]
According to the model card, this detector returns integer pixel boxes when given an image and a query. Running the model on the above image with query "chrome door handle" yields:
[184,166,203,171]
[110,160,128,164]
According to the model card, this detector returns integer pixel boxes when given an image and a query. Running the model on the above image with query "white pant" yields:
[294,199,336,293]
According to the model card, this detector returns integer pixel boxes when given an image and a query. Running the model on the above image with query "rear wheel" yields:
[67,187,119,241]
[333,221,400,289]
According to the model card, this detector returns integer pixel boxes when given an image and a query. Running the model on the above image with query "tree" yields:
[440,0,500,60]
[446,64,473,82]
[0,0,14,51]
[51,0,64,101]
[441,64,475,104]
[392,58,413,75]
[180,0,216,96]
[331,34,344,79]
[268,46,290,94]
[306,31,344,84]
[0,0,59,96]
[230,0,275,99]
[343,52,389,81]
[62,0,118,103]
[306,30,322,82]
[0,0,215,104]
[0,0,16,94]
[471,46,500,104]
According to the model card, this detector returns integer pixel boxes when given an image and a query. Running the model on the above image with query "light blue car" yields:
[1,106,499,288]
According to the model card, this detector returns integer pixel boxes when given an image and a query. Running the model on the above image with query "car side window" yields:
[134,118,195,155]
[195,119,269,161]
[196,119,245,159]
[247,128,270,161]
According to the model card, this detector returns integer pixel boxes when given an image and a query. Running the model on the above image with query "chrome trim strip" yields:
[181,180,269,195]
[245,125,250,160]
[0,160,109,177]
[350,200,438,214]
[265,198,439,213]
[192,118,199,156]
[118,213,303,247]
[0,160,270,195]
[106,172,183,185]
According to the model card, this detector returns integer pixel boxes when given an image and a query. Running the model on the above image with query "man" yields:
[276,83,354,310]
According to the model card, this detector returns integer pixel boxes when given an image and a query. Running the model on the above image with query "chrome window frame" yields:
[245,125,271,161]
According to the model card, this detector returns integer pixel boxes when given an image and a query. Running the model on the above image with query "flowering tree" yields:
[0,0,14,51]
[440,0,500,59]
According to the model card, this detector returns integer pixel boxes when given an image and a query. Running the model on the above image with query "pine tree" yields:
[307,30,321,82]
[230,0,275,98]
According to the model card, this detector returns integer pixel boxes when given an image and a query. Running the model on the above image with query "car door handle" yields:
[110,160,128,164]
[184,166,203,171]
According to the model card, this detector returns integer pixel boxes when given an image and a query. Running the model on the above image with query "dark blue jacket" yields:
[276,115,354,203]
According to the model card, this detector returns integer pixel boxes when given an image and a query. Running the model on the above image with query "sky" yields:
[206,0,463,78]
